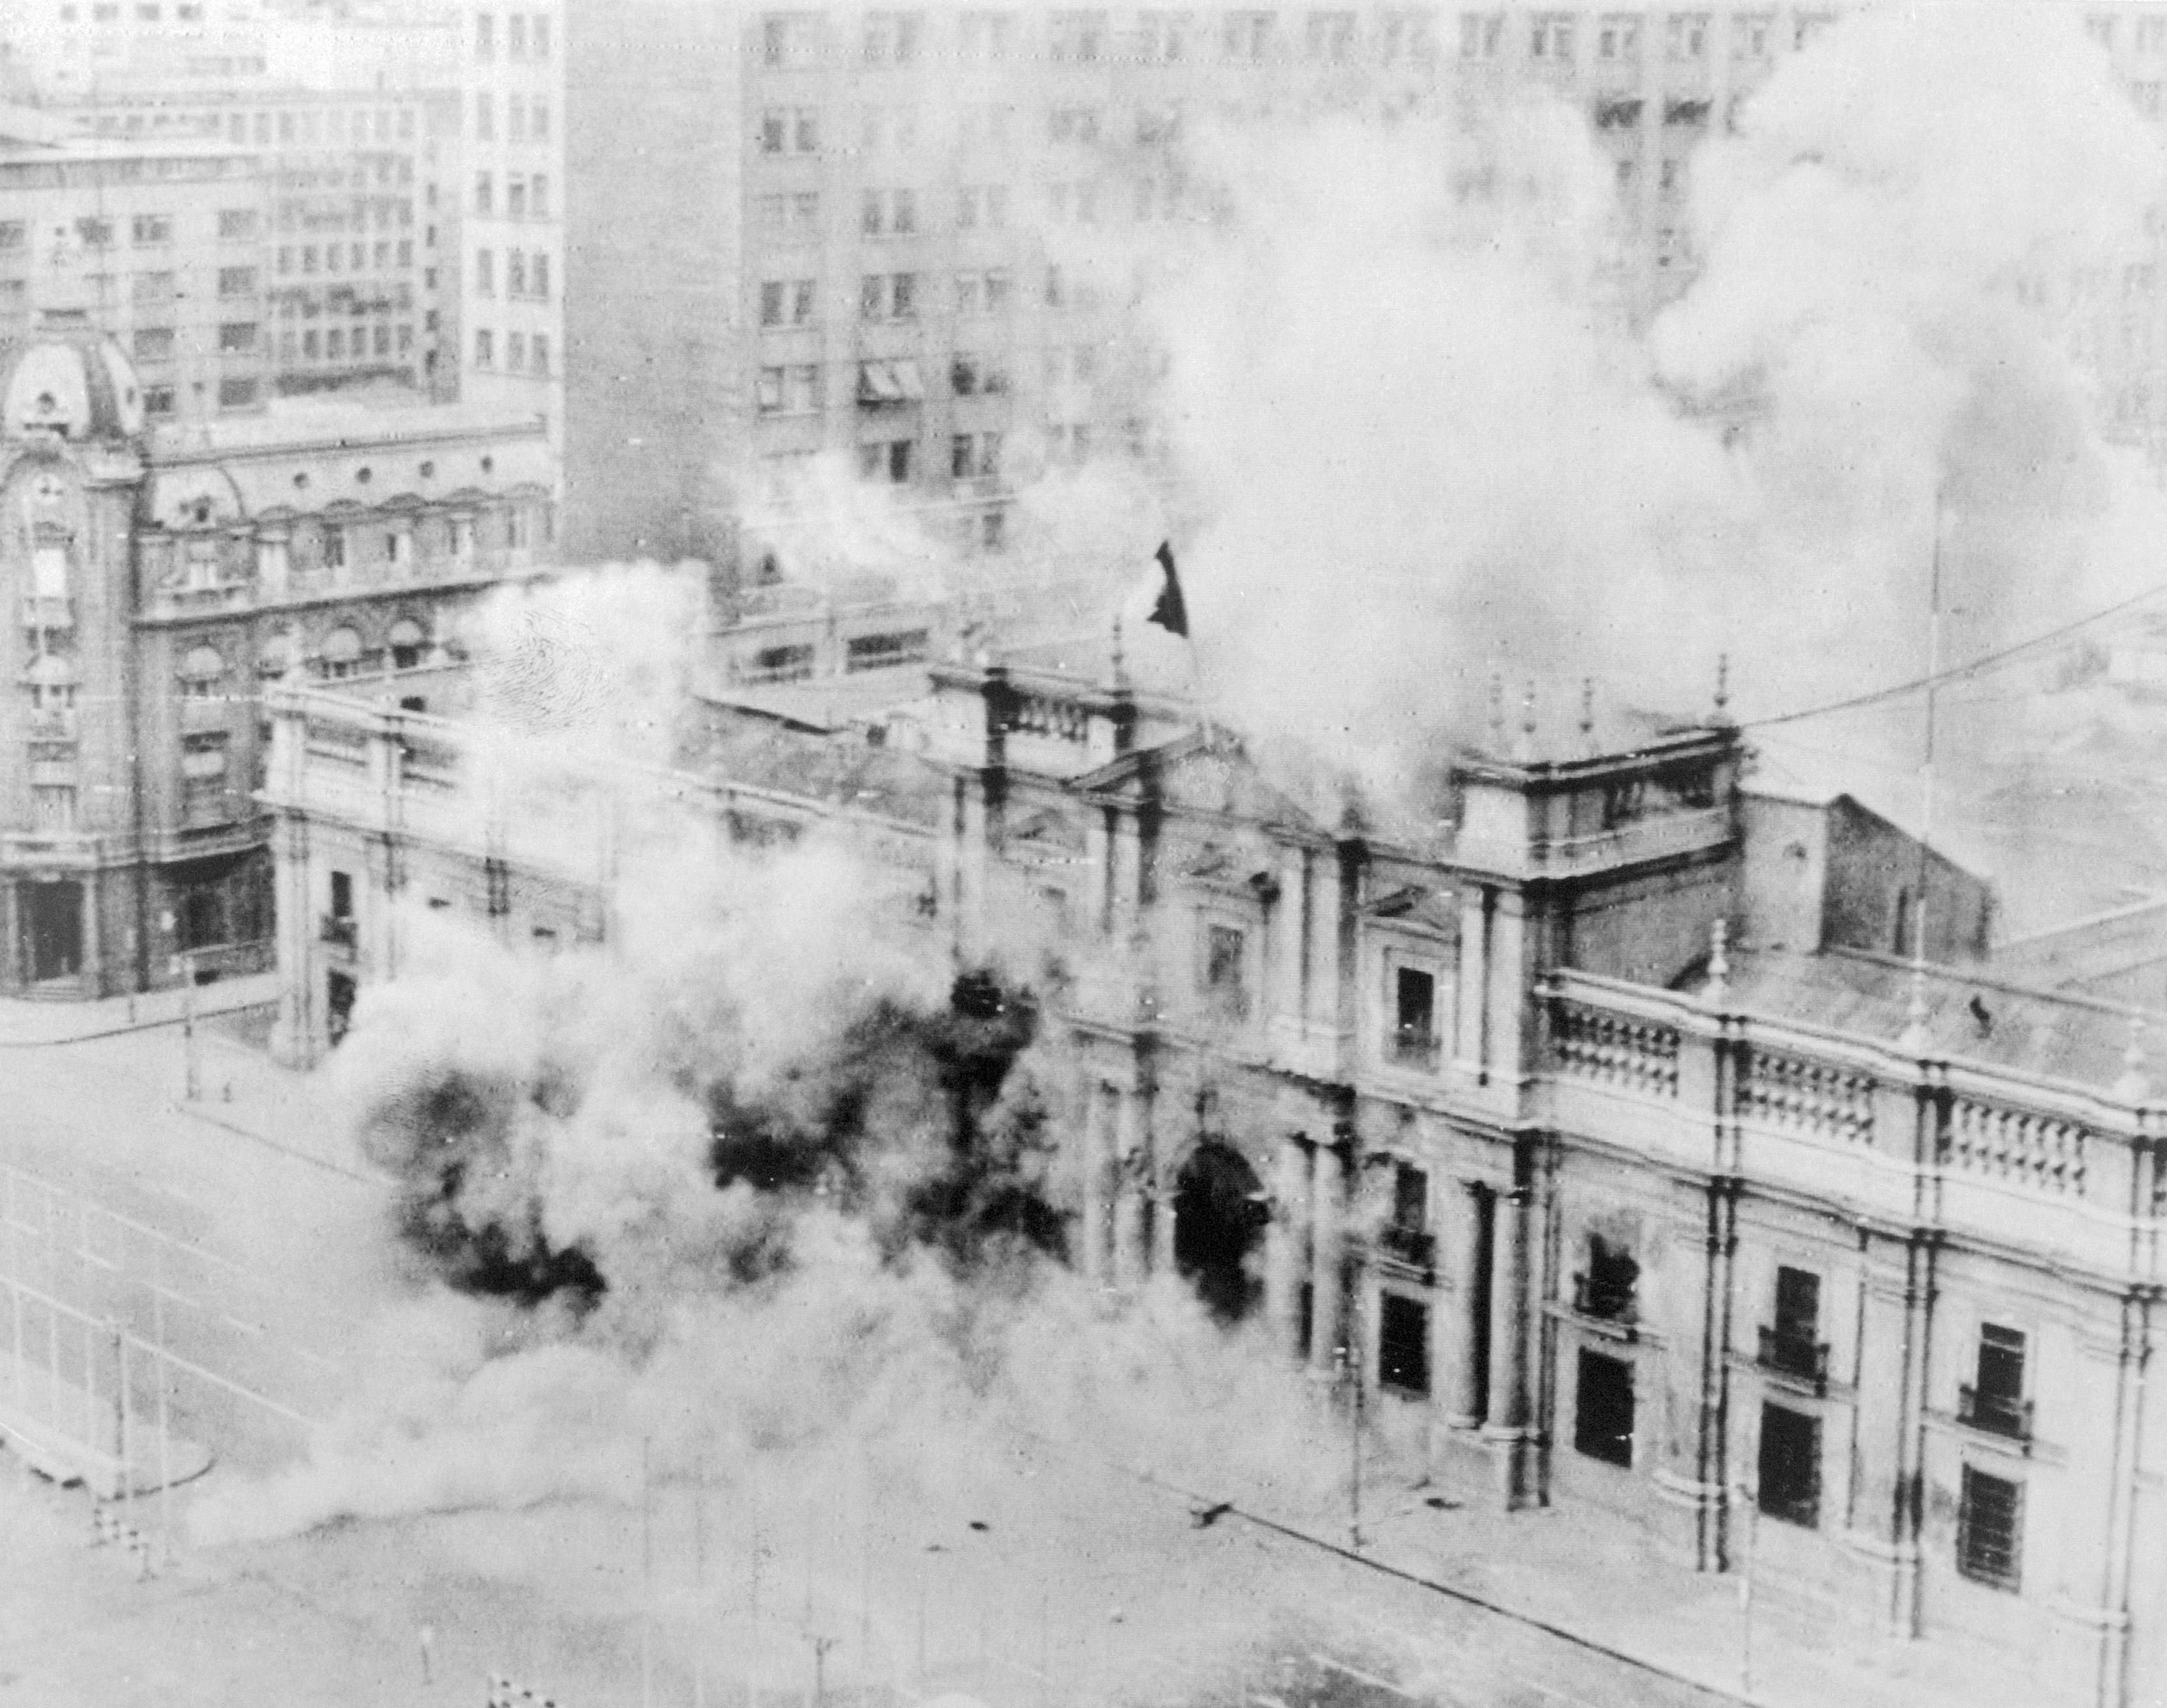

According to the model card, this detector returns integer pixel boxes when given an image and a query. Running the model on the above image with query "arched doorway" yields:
[1173,1142,1267,1324]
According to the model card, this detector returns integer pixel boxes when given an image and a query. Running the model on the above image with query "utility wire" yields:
[1741,579,2167,730]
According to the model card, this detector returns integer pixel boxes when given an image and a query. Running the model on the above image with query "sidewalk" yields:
[0,972,281,1049]
[1174,1446,2058,1708]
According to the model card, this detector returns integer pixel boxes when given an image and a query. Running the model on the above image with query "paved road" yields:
[0,1022,1741,1708]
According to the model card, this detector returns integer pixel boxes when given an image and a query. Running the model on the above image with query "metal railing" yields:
[1756,1325,1830,1391]
[1958,1384,2033,1441]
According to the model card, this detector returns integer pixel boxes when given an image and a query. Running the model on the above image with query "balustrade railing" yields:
[1739,1047,1875,1144]
[1553,1000,1680,1098]
[1945,1095,2088,1197]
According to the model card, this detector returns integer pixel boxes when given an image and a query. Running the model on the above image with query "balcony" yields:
[1388,1026,1441,1070]
[1958,1384,2033,1442]
[20,595,73,629]
[1377,1224,1436,1272]
[26,707,77,740]
[320,915,357,951]
[1756,1325,1830,1392]
[1572,1272,1638,1326]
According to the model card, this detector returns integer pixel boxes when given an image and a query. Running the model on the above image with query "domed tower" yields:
[0,311,149,996]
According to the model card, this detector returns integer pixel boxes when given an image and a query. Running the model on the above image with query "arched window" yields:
[256,627,297,681]
[23,650,77,710]
[388,617,426,671]
[318,626,364,680]
[178,643,225,698]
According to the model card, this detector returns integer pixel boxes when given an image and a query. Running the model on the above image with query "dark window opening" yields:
[1758,1402,1820,1527]
[1760,1265,1828,1384]
[1575,1349,1635,1466]
[1381,1163,1433,1267]
[1958,1465,2022,1590]
[1392,966,1437,1064]
[326,969,357,1045]
[1379,1293,1430,1397]
[399,696,427,713]
[1172,1142,1266,1324]
[178,887,227,951]
[1962,1324,2031,1439]
[23,881,84,983]
[1575,1233,1639,1322]
[330,870,353,919]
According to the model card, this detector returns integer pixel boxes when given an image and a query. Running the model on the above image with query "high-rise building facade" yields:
[560,3,2167,573]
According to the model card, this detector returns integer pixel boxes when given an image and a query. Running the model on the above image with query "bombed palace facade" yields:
[262,645,2167,1708]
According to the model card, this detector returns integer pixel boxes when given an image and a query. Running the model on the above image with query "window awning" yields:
[388,618,427,648]
[322,626,363,663]
[857,360,924,404]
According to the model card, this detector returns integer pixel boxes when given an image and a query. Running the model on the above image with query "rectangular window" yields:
[1202,923,1248,1019]
[143,386,175,416]
[330,868,353,920]
[131,212,173,245]
[0,222,23,253]
[1965,1324,2030,1438]
[532,13,550,57]
[1049,8,1107,61]
[76,217,113,248]
[1378,1295,1430,1396]
[1958,1466,2022,1590]
[217,266,256,297]
[476,249,494,294]
[217,322,256,353]
[1666,11,1709,59]
[1758,1403,1820,1527]
[1531,12,1574,58]
[133,326,174,361]
[1575,1349,1634,1466]
[475,92,495,141]
[1760,1265,1826,1383]
[475,328,494,368]
[1393,967,1437,1064]
[1597,12,1640,59]
[217,377,257,409]
[1306,10,1355,61]
[1577,1233,1639,1321]
[531,334,549,376]
[1460,10,1502,57]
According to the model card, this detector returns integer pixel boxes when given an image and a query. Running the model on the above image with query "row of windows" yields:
[473,172,551,219]
[276,241,417,277]
[472,248,551,300]
[471,329,552,374]
[754,7,1829,74]
[90,104,417,150]
[474,10,553,62]
[849,430,1012,484]
[758,266,1111,325]
[756,347,1104,413]
[281,324,417,365]
[473,92,553,146]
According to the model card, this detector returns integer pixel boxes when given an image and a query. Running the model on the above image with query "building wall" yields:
[452,0,565,484]
[562,0,743,565]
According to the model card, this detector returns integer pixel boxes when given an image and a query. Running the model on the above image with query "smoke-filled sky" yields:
[1144,4,2167,798]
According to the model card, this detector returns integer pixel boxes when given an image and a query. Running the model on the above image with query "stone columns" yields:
[269,811,316,1066]
[1111,1088,1150,1289]
[1482,1184,1536,1507]
[1846,1233,1933,1637]
[1077,1080,1111,1287]
[1265,1140,1310,1362]
[1441,1179,1491,1429]
[1308,1141,1346,1375]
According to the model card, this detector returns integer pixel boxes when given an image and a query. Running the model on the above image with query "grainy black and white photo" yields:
[2,3,2166,1707]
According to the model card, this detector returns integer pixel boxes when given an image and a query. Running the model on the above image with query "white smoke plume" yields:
[1145,5,2167,803]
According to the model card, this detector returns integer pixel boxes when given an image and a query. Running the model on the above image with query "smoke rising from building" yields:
[1147,5,2167,797]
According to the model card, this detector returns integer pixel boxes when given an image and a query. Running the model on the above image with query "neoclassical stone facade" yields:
[265,649,2167,1706]
[0,310,557,998]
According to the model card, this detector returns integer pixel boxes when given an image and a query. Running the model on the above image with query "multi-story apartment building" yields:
[560,3,2167,572]
[0,0,271,100]
[261,633,2167,1706]
[0,309,559,999]
[0,129,270,418]
[452,0,564,477]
